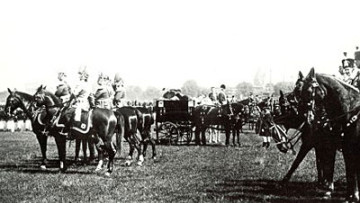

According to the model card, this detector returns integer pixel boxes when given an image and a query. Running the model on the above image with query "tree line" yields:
[126,80,295,101]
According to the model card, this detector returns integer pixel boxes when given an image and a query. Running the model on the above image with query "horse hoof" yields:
[137,161,143,166]
[321,191,331,200]
[95,167,102,172]
[104,172,111,177]
[152,156,157,160]
[40,165,47,170]
[125,160,132,166]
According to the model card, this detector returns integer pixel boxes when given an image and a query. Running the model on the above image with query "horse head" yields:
[34,85,62,108]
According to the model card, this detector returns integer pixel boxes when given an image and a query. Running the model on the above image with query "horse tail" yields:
[114,111,125,152]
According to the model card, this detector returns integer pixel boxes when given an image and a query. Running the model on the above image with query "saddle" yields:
[71,110,92,134]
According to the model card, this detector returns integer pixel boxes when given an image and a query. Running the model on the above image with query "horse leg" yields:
[149,138,157,159]
[88,138,96,163]
[74,139,81,163]
[82,138,88,164]
[282,143,313,182]
[36,133,48,169]
[343,146,359,202]
[225,125,230,146]
[54,134,67,172]
[201,128,206,145]
[104,141,116,176]
[236,127,241,146]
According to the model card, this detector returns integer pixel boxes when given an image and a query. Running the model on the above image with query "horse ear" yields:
[279,90,284,97]
[43,86,47,90]
[7,88,12,94]
[308,67,315,79]
[298,71,304,80]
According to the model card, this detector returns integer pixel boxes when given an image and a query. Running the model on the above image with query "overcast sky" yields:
[1,0,360,92]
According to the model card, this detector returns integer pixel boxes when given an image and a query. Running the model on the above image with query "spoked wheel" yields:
[158,122,180,145]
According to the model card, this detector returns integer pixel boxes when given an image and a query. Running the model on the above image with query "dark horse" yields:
[34,86,124,175]
[114,105,157,166]
[5,88,67,170]
[274,88,337,191]
[192,102,244,146]
[294,68,359,201]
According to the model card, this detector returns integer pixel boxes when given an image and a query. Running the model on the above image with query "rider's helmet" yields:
[78,66,89,81]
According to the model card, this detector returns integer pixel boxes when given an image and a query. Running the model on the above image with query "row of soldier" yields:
[55,66,126,122]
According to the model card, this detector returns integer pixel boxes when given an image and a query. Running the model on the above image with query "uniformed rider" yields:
[92,72,114,109]
[72,66,92,121]
[112,73,126,108]
[55,72,71,104]
[217,84,227,105]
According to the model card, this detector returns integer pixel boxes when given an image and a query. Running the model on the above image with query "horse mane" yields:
[15,91,33,102]
[320,73,359,93]
[316,73,360,112]
[41,89,62,106]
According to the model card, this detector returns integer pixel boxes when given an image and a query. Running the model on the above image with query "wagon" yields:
[154,99,195,145]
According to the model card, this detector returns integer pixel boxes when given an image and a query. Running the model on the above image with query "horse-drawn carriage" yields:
[154,99,196,145]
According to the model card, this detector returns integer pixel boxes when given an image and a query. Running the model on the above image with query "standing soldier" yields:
[112,73,126,108]
[91,73,114,109]
[55,72,71,104]
[72,66,92,121]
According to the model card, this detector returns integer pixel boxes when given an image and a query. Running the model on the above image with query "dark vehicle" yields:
[154,99,195,145]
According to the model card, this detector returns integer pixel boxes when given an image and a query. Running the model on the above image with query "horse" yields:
[192,102,245,146]
[114,105,157,166]
[34,86,124,175]
[4,88,65,170]
[294,68,358,201]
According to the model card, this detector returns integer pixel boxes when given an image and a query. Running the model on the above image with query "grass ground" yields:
[0,126,347,202]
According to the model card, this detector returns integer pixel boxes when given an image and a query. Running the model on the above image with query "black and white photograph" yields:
[1,0,360,202]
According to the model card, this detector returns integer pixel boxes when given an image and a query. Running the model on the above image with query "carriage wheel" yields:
[158,122,180,145]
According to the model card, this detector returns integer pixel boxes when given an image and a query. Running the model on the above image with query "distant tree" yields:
[126,85,143,100]
[235,82,254,98]
[273,81,294,96]
[181,80,200,97]
[142,86,161,100]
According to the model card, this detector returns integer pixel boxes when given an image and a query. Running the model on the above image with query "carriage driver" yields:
[112,73,126,108]
[55,72,71,104]
[72,66,92,121]
[217,84,227,105]
[90,72,114,109]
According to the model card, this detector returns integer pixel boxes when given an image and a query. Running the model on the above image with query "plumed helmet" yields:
[78,66,89,79]
[58,72,66,77]
[342,59,355,68]
[114,73,123,83]
[220,84,226,89]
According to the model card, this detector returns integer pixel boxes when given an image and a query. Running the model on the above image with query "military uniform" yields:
[92,73,113,109]
[217,87,227,105]
[55,72,71,104]
[72,67,91,121]
[112,73,126,107]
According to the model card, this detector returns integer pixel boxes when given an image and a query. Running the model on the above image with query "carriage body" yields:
[154,99,195,144]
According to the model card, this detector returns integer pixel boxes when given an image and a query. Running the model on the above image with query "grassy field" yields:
[0,126,348,203]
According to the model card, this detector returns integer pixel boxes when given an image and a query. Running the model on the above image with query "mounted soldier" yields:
[217,84,227,105]
[54,72,71,104]
[112,73,126,108]
[91,72,114,109]
[72,66,92,121]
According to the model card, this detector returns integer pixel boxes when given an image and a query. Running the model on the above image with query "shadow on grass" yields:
[0,158,126,174]
[206,178,347,202]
